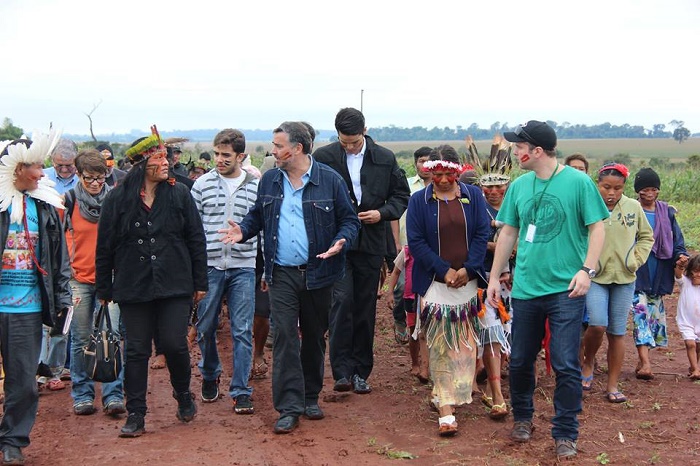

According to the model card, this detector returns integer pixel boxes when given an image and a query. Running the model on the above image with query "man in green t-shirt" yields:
[486,121,608,460]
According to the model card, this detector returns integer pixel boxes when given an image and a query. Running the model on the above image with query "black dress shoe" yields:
[333,377,352,392]
[352,375,372,394]
[304,404,325,420]
[273,415,299,434]
[1,445,24,465]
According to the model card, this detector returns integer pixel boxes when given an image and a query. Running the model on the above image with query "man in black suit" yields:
[313,108,410,394]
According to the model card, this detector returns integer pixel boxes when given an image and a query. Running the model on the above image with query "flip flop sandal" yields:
[582,374,594,391]
[150,355,166,370]
[480,394,494,409]
[635,371,654,380]
[250,361,269,379]
[605,391,627,403]
[393,323,409,345]
[438,415,458,437]
[47,378,66,391]
[488,403,510,420]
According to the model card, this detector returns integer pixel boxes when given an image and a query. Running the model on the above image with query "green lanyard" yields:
[531,163,559,225]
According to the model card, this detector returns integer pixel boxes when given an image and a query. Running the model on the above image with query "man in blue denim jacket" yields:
[220,121,360,434]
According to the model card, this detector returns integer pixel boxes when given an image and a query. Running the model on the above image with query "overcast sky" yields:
[1,0,698,137]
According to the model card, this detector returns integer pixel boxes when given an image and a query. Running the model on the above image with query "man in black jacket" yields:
[313,108,410,394]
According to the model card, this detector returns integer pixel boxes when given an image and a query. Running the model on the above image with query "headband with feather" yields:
[465,135,513,186]
[0,129,64,224]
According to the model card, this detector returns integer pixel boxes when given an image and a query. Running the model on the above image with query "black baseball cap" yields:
[504,120,557,151]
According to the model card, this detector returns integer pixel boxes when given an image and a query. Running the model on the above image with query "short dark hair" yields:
[95,143,114,158]
[429,145,461,165]
[213,129,246,154]
[598,164,627,182]
[300,121,316,142]
[564,153,589,172]
[414,146,432,164]
[685,254,700,278]
[526,143,556,158]
[274,122,312,154]
[75,149,108,175]
[334,107,365,135]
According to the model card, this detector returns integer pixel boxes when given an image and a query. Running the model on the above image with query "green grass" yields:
[674,201,700,250]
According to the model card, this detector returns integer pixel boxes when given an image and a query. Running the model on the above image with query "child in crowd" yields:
[581,163,653,402]
[386,245,429,383]
[674,254,700,380]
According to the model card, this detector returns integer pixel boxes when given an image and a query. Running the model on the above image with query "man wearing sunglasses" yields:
[43,138,79,195]
[486,120,608,460]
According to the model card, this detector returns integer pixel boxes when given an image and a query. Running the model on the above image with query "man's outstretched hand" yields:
[219,219,243,244]
[316,239,346,259]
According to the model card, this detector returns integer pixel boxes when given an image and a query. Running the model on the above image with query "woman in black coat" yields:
[96,130,207,438]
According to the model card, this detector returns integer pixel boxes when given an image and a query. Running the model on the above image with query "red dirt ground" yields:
[21,288,700,465]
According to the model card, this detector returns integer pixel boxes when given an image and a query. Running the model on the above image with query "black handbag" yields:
[83,304,122,383]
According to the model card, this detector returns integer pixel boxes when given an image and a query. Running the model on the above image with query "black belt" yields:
[277,264,307,271]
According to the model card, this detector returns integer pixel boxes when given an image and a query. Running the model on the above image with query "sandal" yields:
[635,370,654,380]
[47,378,66,391]
[250,361,269,379]
[438,415,458,437]
[480,393,493,409]
[605,391,627,403]
[393,322,409,345]
[150,354,166,370]
[582,374,593,391]
[489,403,510,420]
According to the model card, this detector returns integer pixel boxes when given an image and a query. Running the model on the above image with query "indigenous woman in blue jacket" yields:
[406,145,490,437]
[632,168,688,380]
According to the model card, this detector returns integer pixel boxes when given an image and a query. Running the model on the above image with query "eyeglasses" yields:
[82,175,107,184]
[514,126,539,147]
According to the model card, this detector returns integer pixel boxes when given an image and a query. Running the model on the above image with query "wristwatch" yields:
[581,266,596,278]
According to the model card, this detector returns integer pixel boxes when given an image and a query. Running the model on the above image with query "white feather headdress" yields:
[0,128,65,224]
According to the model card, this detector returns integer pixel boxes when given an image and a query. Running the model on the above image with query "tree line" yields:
[1,117,694,144]
[367,121,693,143]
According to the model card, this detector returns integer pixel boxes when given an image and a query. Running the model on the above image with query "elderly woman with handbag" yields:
[96,126,207,438]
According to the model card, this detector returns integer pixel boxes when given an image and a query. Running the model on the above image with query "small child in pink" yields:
[386,245,429,383]
[674,254,700,379]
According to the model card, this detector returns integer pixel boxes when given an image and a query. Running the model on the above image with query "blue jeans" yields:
[0,312,42,448]
[510,292,585,441]
[586,282,634,336]
[69,280,124,407]
[196,267,255,398]
[39,327,68,377]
